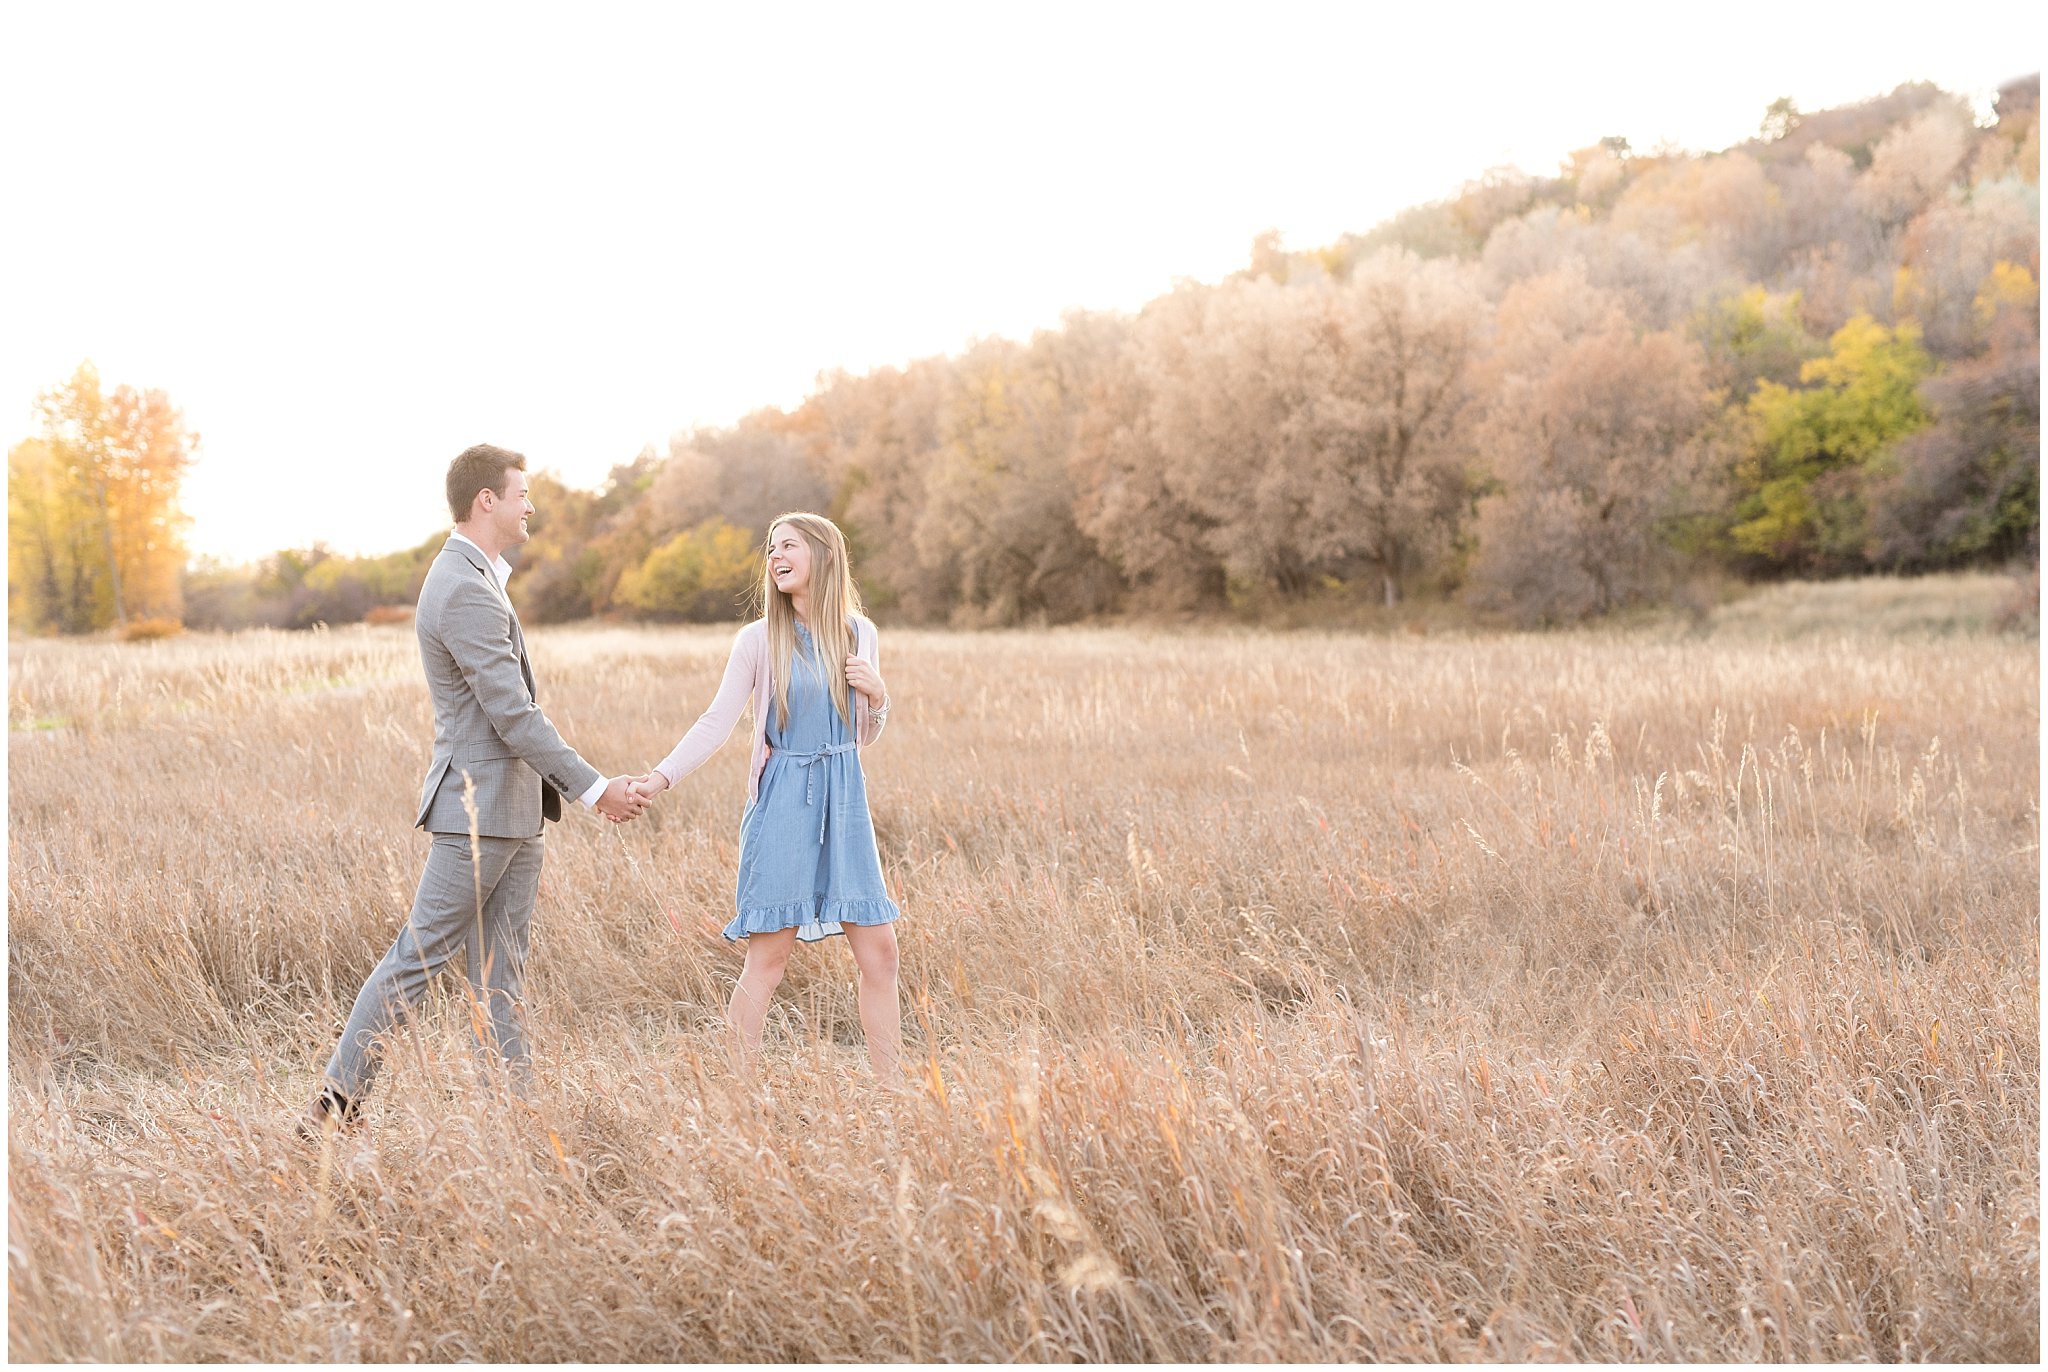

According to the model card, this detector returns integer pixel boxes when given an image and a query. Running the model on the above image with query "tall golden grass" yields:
[7,604,2038,1360]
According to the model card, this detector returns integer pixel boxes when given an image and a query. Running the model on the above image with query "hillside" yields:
[186,77,2040,632]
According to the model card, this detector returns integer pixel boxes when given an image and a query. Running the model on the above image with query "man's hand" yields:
[596,775,650,823]
[845,655,886,708]
[627,771,671,805]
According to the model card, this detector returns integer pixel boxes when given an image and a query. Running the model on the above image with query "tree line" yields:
[11,78,2038,635]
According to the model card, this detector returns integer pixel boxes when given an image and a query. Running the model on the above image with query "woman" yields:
[630,512,902,1084]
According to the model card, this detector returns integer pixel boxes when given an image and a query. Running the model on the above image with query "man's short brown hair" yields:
[447,444,527,523]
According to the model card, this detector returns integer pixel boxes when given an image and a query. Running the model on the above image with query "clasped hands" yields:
[591,765,705,823]
[595,775,651,823]
[625,770,671,806]
[594,771,674,823]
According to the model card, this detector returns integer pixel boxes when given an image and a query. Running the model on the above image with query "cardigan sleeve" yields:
[653,623,759,787]
[855,617,888,748]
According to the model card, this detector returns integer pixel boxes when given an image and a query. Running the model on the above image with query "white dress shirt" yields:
[449,530,609,810]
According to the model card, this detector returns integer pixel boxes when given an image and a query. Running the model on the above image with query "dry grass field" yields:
[6,593,2039,1360]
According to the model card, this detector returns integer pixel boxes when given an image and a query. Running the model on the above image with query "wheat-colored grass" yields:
[6,610,2038,1360]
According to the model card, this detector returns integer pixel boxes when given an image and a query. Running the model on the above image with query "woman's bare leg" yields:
[842,922,903,1086]
[727,928,797,1070]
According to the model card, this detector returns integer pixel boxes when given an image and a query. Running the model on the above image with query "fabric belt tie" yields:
[786,741,858,843]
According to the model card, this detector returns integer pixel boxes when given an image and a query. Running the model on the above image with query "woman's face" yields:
[767,524,814,598]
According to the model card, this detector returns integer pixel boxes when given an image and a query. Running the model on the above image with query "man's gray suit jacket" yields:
[412,537,601,838]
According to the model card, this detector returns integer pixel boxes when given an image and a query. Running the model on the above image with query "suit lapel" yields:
[444,537,499,597]
[511,614,537,702]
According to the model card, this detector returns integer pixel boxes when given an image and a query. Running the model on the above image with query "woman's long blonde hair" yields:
[759,512,865,731]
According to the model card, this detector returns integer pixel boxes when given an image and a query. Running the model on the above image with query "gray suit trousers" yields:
[324,832,545,1101]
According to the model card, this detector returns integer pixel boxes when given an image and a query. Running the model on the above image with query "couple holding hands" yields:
[304,444,901,1138]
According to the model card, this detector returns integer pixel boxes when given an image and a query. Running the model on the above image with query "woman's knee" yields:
[851,926,900,982]
[743,937,794,985]
[745,957,790,991]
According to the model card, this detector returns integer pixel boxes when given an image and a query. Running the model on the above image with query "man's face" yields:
[480,466,533,546]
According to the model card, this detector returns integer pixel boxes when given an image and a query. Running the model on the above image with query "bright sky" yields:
[1,1,2036,563]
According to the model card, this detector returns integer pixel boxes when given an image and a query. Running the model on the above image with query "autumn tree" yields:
[1562,140,1632,207]
[511,471,608,623]
[9,438,103,633]
[1087,251,1483,608]
[795,358,956,620]
[1867,310,2040,568]
[1891,178,2041,358]
[1761,97,1802,143]
[1770,144,1883,337]
[1691,285,1823,399]
[1287,249,1486,604]
[1730,314,1933,569]
[1068,314,1229,612]
[1858,100,1975,227]
[914,320,1126,624]
[1971,75,2039,185]
[1116,277,1312,599]
[104,384,196,620]
[516,451,668,624]
[1453,166,1543,245]
[7,362,195,633]
[1611,151,1785,282]
[614,518,759,621]
[1465,269,1715,624]
[1482,207,1730,331]
[661,413,830,539]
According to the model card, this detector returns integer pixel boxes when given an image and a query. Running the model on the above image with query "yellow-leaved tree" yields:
[614,518,759,622]
[7,362,196,633]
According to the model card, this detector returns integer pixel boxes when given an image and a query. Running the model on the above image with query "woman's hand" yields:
[845,655,887,708]
[627,771,671,804]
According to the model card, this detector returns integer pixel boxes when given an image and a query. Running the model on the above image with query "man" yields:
[303,444,646,1135]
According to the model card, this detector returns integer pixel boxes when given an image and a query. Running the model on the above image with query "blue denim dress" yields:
[728,621,901,942]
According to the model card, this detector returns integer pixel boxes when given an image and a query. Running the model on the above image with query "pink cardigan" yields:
[653,615,886,802]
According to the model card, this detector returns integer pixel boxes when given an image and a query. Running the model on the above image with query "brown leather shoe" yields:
[294,1086,362,1143]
